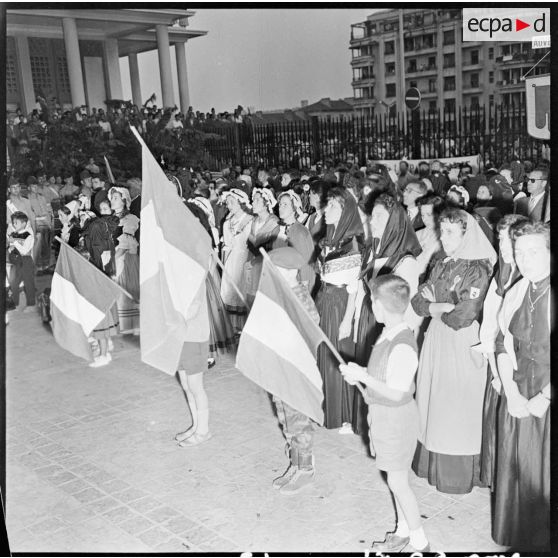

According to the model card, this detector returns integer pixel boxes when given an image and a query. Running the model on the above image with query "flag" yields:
[50,243,122,361]
[104,155,115,183]
[235,257,325,425]
[130,126,213,375]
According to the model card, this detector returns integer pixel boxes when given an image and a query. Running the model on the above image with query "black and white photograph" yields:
[2,5,552,554]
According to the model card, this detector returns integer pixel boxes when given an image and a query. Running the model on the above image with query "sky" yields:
[120,9,376,114]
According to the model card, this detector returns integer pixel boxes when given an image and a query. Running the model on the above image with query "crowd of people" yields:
[6,150,550,551]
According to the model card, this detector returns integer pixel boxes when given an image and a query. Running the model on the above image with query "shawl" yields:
[324,192,363,251]
[451,213,497,266]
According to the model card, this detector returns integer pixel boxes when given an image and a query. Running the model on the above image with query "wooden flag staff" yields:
[54,236,133,300]
[259,247,366,398]
[210,251,250,309]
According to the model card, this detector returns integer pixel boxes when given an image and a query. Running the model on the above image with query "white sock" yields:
[394,520,409,537]
[409,527,428,550]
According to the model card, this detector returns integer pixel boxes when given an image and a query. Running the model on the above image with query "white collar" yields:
[377,322,410,342]
[530,190,545,203]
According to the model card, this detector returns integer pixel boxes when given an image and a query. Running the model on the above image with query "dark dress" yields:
[492,278,550,550]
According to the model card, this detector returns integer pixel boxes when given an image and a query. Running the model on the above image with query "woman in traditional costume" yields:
[243,187,279,306]
[272,190,315,293]
[220,188,253,333]
[476,214,528,489]
[411,208,497,494]
[491,221,550,551]
[109,186,140,335]
[314,187,364,432]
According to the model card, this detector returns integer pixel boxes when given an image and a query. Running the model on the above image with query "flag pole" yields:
[104,155,116,184]
[259,247,366,397]
[54,237,133,300]
[210,250,250,309]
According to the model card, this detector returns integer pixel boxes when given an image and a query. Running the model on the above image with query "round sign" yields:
[405,87,421,111]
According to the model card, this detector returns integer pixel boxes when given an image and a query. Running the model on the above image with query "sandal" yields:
[175,427,195,443]
[178,431,212,447]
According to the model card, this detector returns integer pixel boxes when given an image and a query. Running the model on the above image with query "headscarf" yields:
[108,186,132,209]
[448,184,470,206]
[361,202,422,279]
[65,200,80,220]
[449,213,498,266]
[278,190,302,216]
[188,196,216,228]
[252,187,277,210]
[224,188,251,208]
[324,192,364,250]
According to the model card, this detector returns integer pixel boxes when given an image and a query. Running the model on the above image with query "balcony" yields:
[496,52,543,64]
[406,64,438,76]
[496,78,524,89]
[351,76,376,87]
[462,85,483,94]
[422,90,438,98]
[350,34,377,47]
[462,60,483,69]
[353,97,376,107]
[351,54,374,67]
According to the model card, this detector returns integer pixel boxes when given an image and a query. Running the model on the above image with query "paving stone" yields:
[136,525,174,547]
[97,478,131,493]
[17,452,51,469]
[49,471,78,486]
[28,517,67,535]
[128,496,163,514]
[72,487,106,504]
[58,478,92,495]
[87,496,122,514]
[34,464,65,479]
[102,506,137,524]
[113,487,149,504]
[163,515,199,536]
[152,537,194,552]
[118,515,155,536]
[145,505,181,524]
[183,525,219,546]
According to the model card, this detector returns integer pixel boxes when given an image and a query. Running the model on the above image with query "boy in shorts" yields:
[340,274,429,553]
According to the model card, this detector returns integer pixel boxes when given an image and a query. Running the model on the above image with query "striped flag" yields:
[235,257,325,425]
[130,127,213,375]
[50,243,122,361]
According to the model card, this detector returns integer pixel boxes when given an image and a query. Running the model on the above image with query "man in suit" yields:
[515,168,549,223]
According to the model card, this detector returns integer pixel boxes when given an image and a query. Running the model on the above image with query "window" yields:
[489,94,494,105]
[428,56,436,68]
[444,76,456,91]
[408,59,417,72]
[404,37,415,52]
[385,40,395,55]
[443,30,455,45]
[470,73,479,88]
[444,98,456,112]
[489,71,494,84]
[471,50,479,65]
[6,54,18,94]
[423,34,435,48]
[30,55,52,93]
[502,44,511,56]
[56,57,71,94]
[428,78,437,93]
[410,80,418,88]
[443,53,455,68]
[385,62,395,74]
[488,47,494,60]
[386,83,396,97]
[470,96,479,108]
[429,100,437,112]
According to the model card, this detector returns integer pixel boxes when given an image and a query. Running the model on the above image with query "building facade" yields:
[6,9,207,114]
[350,9,550,116]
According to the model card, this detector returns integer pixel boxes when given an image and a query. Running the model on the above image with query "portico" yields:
[6,9,207,113]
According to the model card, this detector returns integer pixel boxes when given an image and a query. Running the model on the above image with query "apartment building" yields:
[350,9,550,116]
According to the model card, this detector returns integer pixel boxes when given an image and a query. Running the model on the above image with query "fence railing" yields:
[199,102,547,170]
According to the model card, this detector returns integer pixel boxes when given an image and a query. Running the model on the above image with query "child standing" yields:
[268,247,320,495]
[7,211,36,312]
[340,274,429,553]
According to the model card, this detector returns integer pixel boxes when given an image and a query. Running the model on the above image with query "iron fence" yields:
[199,102,547,170]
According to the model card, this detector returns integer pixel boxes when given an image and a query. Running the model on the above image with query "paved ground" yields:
[5,294,508,553]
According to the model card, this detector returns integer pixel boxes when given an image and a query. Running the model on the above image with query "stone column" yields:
[62,17,86,107]
[156,24,174,108]
[103,38,123,100]
[128,52,142,107]
[175,41,189,112]
[13,36,36,114]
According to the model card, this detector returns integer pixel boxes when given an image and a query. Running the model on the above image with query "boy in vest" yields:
[268,247,319,495]
[7,211,36,312]
[340,274,429,553]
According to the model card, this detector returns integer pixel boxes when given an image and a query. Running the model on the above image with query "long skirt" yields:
[413,317,487,494]
[92,304,119,341]
[480,367,501,489]
[492,392,550,550]
[34,223,52,269]
[116,252,140,334]
[315,283,359,430]
[206,267,237,358]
